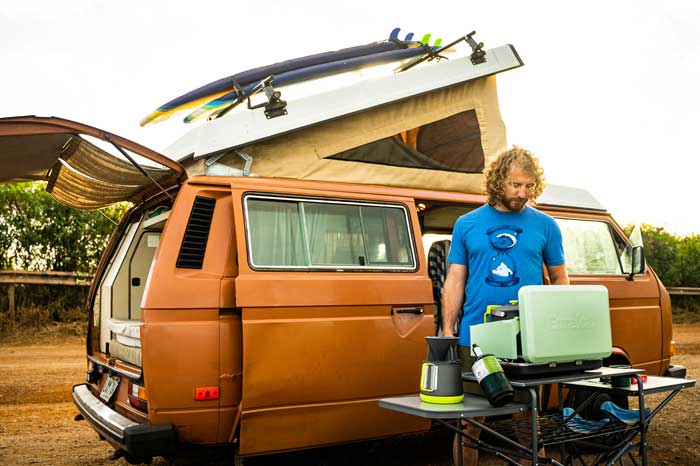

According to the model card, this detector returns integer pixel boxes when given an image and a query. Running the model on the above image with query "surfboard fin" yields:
[396,32,475,73]
[389,28,401,40]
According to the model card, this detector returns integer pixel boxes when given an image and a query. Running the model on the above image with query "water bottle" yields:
[471,343,515,407]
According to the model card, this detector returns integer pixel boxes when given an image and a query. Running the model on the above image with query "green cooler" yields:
[469,285,612,376]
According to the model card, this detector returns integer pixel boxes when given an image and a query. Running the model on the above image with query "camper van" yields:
[0,38,684,464]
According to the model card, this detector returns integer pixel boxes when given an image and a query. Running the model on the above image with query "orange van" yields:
[0,40,684,464]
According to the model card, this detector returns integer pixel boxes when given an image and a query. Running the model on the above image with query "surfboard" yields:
[183,45,436,124]
[140,39,422,127]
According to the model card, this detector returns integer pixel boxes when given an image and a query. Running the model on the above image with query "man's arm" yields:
[441,263,468,336]
[547,263,570,285]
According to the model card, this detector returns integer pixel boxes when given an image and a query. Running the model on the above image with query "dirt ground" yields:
[0,325,698,466]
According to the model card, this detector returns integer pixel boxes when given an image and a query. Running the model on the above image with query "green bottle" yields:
[471,344,515,407]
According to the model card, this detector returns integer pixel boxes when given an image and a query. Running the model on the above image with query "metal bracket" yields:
[247,78,288,119]
[205,154,225,167]
[466,31,486,65]
[234,149,253,176]
[396,31,487,73]
[216,75,288,120]
[205,150,253,176]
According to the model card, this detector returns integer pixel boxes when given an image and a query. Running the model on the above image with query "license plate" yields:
[100,375,120,402]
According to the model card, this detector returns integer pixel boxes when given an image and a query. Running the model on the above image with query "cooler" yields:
[469,285,612,376]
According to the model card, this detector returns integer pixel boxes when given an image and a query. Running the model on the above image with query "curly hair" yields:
[484,146,545,206]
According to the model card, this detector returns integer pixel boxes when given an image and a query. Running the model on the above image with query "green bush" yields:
[0,182,128,328]
[671,235,700,288]
[628,224,700,320]
[0,182,126,272]
[635,224,681,285]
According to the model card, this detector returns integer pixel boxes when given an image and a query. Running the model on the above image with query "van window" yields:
[555,218,624,275]
[245,196,416,270]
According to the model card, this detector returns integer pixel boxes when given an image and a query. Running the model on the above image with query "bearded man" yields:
[442,146,569,465]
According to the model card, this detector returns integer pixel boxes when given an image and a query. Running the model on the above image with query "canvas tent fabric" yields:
[187,76,507,194]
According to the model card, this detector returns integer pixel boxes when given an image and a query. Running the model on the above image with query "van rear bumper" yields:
[72,384,175,459]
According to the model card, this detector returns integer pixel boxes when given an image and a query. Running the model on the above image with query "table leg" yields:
[456,419,462,466]
[558,384,565,463]
[632,374,647,466]
[529,388,539,465]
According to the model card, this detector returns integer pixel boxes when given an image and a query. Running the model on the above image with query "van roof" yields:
[536,184,606,212]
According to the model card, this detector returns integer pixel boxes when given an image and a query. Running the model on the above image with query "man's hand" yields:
[441,263,468,336]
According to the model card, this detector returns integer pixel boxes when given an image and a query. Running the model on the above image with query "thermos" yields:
[419,336,464,404]
[471,343,515,407]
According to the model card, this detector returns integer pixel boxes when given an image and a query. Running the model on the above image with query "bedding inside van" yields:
[108,340,142,367]
[109,318,141,348]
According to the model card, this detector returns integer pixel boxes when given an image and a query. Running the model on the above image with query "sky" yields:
[2,1,699,235]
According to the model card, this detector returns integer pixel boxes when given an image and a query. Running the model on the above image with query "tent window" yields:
[328,109,484,174]
[416,109,484,172]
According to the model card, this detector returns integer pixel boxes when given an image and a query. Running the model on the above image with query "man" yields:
[442,146,569,465]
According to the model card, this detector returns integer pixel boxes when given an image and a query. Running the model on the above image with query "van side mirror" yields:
[625,245,646,281]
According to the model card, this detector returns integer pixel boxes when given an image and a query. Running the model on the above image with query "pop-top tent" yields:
[171,41,523,195]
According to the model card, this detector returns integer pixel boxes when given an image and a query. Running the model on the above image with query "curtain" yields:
[248,199,306,266]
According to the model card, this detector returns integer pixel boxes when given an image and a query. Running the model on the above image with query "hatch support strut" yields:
[103,134,175,202]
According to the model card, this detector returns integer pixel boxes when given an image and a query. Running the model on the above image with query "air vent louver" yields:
[176,196,216,269]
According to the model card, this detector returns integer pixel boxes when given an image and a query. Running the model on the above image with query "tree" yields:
[0,182,129,322]
[624,224,681,286]
[672,235,700,288]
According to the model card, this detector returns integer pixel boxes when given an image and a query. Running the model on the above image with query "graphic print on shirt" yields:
[485,225,523,287]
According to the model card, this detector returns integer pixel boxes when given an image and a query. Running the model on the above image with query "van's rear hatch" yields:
[0,115,186,460]
[0,115,185,208]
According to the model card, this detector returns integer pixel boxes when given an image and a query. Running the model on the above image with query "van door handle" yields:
[391,307,424,315]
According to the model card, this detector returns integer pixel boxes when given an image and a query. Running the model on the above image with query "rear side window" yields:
[555,218,625,275]
[244,195,416,270]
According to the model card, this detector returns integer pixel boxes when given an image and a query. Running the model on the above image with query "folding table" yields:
[380,367,694,466]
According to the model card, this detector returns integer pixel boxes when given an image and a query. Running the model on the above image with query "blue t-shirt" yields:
[447,204,565,346]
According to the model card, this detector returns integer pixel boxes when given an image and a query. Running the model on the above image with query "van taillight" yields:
[128,381,148,412]
[195,386,220,401]
[670,340,677,357]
